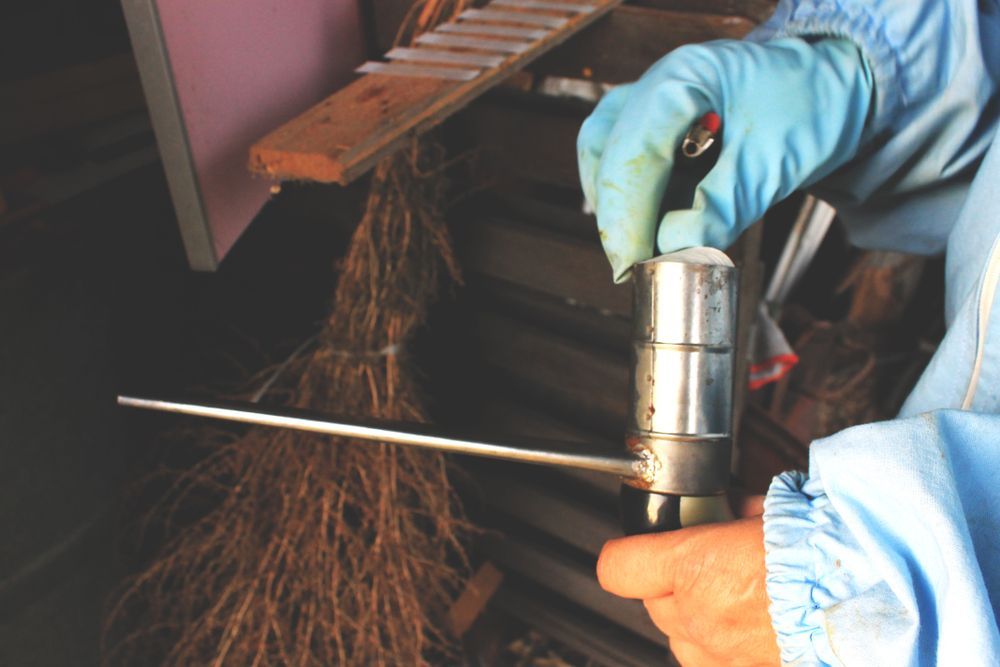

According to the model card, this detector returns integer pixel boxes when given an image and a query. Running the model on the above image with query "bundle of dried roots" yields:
[104,132,473,664]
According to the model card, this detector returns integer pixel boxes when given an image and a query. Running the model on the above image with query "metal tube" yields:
[625,248,737,496]
[118,396,640,479]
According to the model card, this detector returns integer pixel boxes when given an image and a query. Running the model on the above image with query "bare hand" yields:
[597,501,779,667]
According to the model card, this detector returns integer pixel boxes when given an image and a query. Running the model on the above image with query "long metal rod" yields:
[118,396,640,479]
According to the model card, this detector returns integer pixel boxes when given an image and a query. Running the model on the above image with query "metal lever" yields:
[619,248,737,534]
[117,395,645,480]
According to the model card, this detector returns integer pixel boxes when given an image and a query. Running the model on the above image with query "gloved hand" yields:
[578,38,873,282]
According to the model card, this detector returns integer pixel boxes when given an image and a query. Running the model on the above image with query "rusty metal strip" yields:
[437,21,550,40]
[355,61,482,81]
[460,8,569,27]
[415,32,532,53]
[386,47,506,68]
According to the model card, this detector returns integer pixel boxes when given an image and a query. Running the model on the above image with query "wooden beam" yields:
[369,1,774,55]
[634,0,776,23]
[483,534,665,644]
[469,276,631,350]
[475,310,629,428]
[737,403,808,493]
[474,397,623,496]
[457,215,631,315]
[0,54,145,145]
[457,94,584,188]
[465,465,621,555]
[531,6,755,84]
[250,0,624,184]
[492,583,673,667]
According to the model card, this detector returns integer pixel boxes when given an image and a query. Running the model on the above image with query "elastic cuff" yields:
[746,0,903,136]
[763,471,841,666]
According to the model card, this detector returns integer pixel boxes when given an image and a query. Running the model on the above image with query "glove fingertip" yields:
[612,264,634,284]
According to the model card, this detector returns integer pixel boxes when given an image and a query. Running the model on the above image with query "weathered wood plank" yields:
[474,310,629,431]
[484,534,665,644]
[250,0,625,184]
[0,54,145,145]
[492,583,673,667]
[458,94,585,188]
[465,465,622,554]
[634,0,775,23]
[369,0,774,55]
[531,6,755,84]
[469,276,631,350]
[457,216,631,315]
[474,397,623,495]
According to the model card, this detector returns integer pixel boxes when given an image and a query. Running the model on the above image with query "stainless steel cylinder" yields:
[625,247,737,496]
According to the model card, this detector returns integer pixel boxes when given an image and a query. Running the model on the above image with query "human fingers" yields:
[578,84,634,215]
[596,530,688,599]
[643,596,685,640]
[656,146,750,253]
[669,638,728,667]
[593,81,711,282]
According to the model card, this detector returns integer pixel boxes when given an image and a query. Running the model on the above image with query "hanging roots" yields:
[104,135,473,665]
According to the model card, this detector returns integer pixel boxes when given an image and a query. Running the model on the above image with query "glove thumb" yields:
[657,155,751,253]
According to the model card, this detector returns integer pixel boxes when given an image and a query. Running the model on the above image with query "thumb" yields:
[656,149,758,254]
[596,531,688,599]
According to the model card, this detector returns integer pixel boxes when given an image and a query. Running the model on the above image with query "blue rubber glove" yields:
[578,38,873,282]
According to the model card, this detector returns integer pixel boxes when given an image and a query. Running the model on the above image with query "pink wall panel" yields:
[155,0,366,261]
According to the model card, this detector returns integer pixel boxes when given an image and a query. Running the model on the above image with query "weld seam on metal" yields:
[386,47,505,68]
[415,32,531,53]
[356,61,481,81]
[437,22,549,39]
[460,8,569,27]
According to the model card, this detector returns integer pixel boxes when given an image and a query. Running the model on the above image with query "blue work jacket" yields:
[749,1,1000,664]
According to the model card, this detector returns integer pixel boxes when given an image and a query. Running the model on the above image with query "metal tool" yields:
[681,112,721,158]
[621,248,736,533]
[119,247,738,533]
[117,395,642,479]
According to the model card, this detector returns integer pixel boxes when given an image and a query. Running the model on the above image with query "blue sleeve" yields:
[763,118,1000,664]
[763,412,1000,666]
[749,0,1000,255]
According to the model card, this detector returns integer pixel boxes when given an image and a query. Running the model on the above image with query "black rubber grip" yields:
[620,484,683,535]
